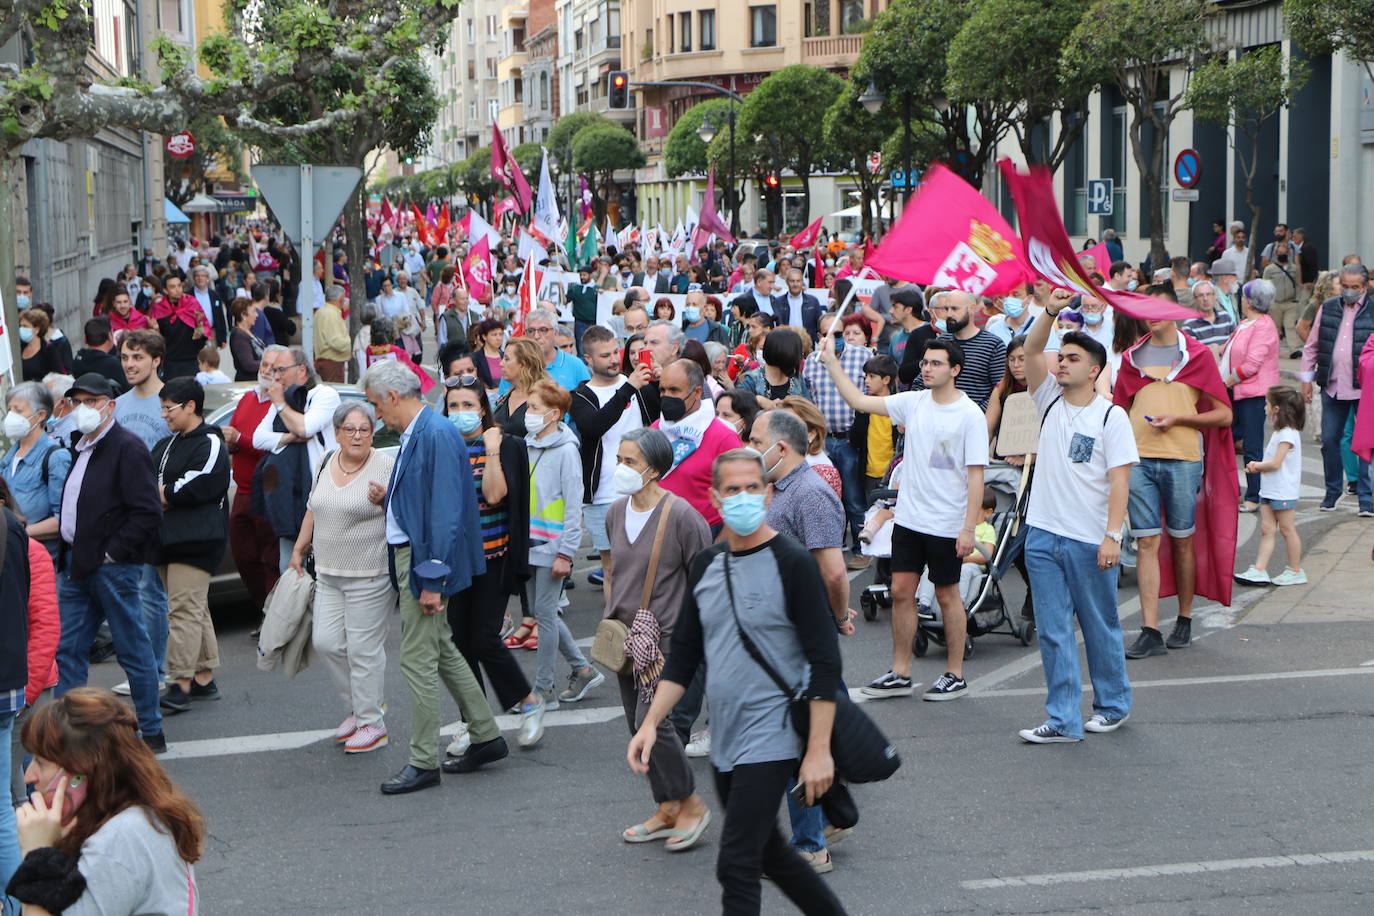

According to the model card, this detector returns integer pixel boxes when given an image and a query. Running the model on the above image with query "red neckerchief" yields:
[1114,332,1239,606]
[151,294,208,333]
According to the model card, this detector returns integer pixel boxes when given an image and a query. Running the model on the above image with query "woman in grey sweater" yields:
[606,428,713,850]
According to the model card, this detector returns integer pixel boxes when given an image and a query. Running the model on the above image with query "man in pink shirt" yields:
[652,359,742,529]
[1301,263,1374,515]
[835,248,865,281]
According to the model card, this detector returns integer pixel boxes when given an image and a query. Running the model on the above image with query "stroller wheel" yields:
[1018,620,1035,646]
[913,632,929,657]
[964,638,974,660]
[877,591,893,608]
[860,592,878,622]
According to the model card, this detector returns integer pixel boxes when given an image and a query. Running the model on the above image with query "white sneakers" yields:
[446,721,471,758]
[685,729,711,758]
[1235,566,1307,586]
[1271,568,1308,586]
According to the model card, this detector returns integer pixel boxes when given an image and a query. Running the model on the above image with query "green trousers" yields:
[394,546,501,770]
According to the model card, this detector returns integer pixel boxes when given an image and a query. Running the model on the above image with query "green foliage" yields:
[1061,0,1212,104]
[852,0,973,111]
[457,146,499,203]
[844,18,874,34]
[664,98,734,178]
[547,112,612,169]
[511,141,542,183]
[1284,0,1374,65]
[165,112,246,206]
[737,65,844,178]
[822,81,897,238]
[572,124,646,176]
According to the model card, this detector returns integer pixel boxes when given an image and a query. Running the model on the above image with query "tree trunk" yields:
[859,174,873,242]
[0,153,21,377]
[1238,129,1260,281]
[343,184,368,339]
[1128,108,1170,268]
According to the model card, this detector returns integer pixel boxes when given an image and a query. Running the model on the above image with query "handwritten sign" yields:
[994,391,1039,458]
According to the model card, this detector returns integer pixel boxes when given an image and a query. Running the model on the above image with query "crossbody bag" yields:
[590,495,675,675]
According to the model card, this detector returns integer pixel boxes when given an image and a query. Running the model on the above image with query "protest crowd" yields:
[2,157,1373,916]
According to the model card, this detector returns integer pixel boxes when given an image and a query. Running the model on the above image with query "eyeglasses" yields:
[338,425,374,438]
[443,375,482,389]
[526,326,555,336]
[159,402,187,415]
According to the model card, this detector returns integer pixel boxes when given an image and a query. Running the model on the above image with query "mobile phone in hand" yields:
[41,770,88,823]
[637,349,655,371]
[789,780,809,806]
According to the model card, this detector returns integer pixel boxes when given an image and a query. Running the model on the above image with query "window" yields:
[1109,107,1127,234]
[487,57,497,78]
[804,3,813,37]
[575,28,584,52]
[666,15,673,54]
[488,99,499,122]
[700,9,715,50]
[841,0,864,30]
[467,60,475,79]
[750,5,776,47]
[679,12,692,52]
[1062,114,1087,236]
[465,18,474,44]
[608,6,621,47]
[540,73,550,111]
[487,14,497,38]
[469,101,477,121]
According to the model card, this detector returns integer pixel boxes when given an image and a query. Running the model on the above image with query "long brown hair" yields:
[503,336,550,393]
[22,688,205,862]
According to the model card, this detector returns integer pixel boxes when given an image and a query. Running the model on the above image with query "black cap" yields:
[64,373,116,399]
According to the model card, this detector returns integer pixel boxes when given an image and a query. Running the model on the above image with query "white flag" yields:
[467,209,501,248]
[518,228,546,264]
[684,204,699,237]
[532,149,562,243]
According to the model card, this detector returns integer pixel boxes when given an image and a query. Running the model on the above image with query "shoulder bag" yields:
[590,495,674,675]
[722,550,901,786]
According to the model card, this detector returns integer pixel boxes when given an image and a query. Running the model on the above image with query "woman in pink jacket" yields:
[1222,278,1282,511]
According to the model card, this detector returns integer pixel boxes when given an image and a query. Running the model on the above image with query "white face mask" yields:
[612,462,649,496]
[73,403,104,435]
[524,410,550,434]
[2,411,34,439]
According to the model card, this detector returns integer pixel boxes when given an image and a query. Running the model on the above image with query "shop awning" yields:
[164,198,191,224]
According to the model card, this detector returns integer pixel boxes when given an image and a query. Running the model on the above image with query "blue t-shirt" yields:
[114,390,169,451]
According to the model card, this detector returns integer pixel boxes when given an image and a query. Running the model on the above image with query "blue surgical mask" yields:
[1002,297,1024,319]
[719,491,767,536]
[933,318,947,333]
[682,306,701,322]
[1187,277,1197,288]
[450,411,482,436]
[18,327,34,343]
[15,295,30,309]
[1083,311,1104,326]
[1125,280,1139,292]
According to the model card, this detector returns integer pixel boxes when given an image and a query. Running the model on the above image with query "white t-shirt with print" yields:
[1026,375,1139,545]
[1259,427,1301,501]
[589,376,643,505]
[884,389,989,538]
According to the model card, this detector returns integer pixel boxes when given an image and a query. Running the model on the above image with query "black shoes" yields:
[441,736,510,774]
[190,680,221,701]
[1125,627,1167,659]
[1165,617,1192,649]
[380,765,440,795]
[142,731,167,754]
[160,684,191,713]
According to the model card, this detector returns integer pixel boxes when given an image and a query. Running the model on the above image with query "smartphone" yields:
[637,349,655,371]
[41,770,88,823]
[789,781,809,806]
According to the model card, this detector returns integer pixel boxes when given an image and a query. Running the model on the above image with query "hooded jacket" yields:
[524,422,583,567]
[569,379,655,504]
[150,420,231,572]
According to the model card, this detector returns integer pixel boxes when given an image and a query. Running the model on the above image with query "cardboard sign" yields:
[994,391,1039,458]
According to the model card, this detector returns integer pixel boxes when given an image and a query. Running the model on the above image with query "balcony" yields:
[802,34,864,70]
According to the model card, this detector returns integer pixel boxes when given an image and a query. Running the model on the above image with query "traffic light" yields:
[608,71,630,110]
[765,172,780,189]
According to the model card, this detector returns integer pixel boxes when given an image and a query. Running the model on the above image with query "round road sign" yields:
[1174,149,1201,189]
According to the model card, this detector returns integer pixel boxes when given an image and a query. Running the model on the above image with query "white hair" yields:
[361,358,422,399]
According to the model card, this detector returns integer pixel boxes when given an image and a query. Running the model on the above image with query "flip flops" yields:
[664,808,713,853]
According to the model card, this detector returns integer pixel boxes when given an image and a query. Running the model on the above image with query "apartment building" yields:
[556,0,624,121]
[423,1,505,170]
[526,0,560,146]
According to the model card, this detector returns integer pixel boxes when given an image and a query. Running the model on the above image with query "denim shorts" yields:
[1261,497,1298,511]
[582,502,612,552]
[1128,457,1204,538]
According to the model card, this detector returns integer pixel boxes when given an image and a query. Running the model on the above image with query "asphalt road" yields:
[75,453,1374,915]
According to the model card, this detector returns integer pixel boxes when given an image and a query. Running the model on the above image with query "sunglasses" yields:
[443,374,482,389]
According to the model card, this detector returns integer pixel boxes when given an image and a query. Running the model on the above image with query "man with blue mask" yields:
[680,289,728,345]
[626,447,848,915]
[14,277,32,310]
[984,286,1038,345]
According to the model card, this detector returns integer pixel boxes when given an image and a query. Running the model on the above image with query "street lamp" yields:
[858,79,885,115]
[697,118,717,144]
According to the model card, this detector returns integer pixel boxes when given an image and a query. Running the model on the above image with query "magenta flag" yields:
[494,196,519,220]
[380,197,396,232]
[690,167,735,253]
[1078,240,1112,279]
[998,159,1196,320]
[788,215,824,251]
[491,124,533,215]
[866,163,1031,296]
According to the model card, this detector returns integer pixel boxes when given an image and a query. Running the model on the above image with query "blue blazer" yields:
[771,293,823,341]
[387,407,486,596]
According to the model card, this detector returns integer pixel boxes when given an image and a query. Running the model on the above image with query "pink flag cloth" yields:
[424,203,438,227]
[1078,241,1113,279]
[463,236,492,301]
[998,159,1196,321]
[690,167,735,253]
[1354,333,1374,462]
[788,215,824,252]
[491,124,533,214]
[495,196,519,220]
[865,163,1032,296]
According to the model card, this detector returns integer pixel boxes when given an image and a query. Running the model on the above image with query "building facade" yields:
[423,1,505,170]
[525,0,560,146]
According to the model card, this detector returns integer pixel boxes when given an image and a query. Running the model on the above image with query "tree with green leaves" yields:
[456,146,499,215]
[547,111,612,172]
[705,110,762,237]
[165,113,245,207]
[822,81,895,241]
[1062,0,1213,267]
[664,98,734,178]
[1188,45,1308,280]
[946,0,1092,172]
[852,0,1006,188]
[1284,0,1374,82]
[573,124,646,222]
[736,65,845,226]
[511,141,543,189]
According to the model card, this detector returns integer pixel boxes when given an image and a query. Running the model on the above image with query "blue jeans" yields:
[786,778,826,852]
[1024,528,1132,739]
[139,564,168,679]
[1127,457,1204,538]
[574,319,594,357]
[0,711,16,915]
[1232,396,1266,504]
[57,563,163,737]
[827,434,865,546]
[1320,394,1371,507]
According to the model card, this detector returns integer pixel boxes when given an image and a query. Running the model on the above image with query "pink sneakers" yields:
[344,724,388,754]
[333,715,358,743]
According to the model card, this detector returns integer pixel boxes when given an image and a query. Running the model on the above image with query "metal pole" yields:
[902,92,913,204]
[299,164,315,362]
[728,102,737,238]
[0,154,20,379]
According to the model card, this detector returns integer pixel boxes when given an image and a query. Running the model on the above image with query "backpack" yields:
[249,385,324,538]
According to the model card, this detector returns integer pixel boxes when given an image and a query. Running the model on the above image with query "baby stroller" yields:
[857,462,1036,659]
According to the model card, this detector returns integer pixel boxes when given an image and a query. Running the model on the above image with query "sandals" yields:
[623,817,676,844]
[503,621,537,649]
[664,808,712,853]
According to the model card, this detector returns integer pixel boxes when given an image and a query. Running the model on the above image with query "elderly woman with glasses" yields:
[288,401,397,754]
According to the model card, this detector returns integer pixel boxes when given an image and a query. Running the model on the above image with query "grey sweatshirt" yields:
[524,422,584,567]
[65,806,199,916]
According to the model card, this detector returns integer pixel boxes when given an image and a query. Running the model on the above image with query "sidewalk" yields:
[1240,518,1374,625]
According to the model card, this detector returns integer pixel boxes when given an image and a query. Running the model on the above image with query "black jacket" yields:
[770,293,824,341]
[849,410,902,479]
[60,422,162,580]
[633,272,671,293]
[494,434,531,596]
[568,379,657,504]
[150,421,230,572]
[0,507,31,694]
[72,348,128,393]
[189,286,230,346]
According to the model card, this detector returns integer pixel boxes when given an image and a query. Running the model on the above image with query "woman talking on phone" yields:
[8,688,204,915]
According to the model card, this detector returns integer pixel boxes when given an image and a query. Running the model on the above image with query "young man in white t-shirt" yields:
[820,333,987,701]
[1017,291,1139,743]
[569,325,652,589]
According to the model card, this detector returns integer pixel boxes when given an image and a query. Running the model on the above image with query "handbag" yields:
[722,552,901,786]
[590,494,674,675]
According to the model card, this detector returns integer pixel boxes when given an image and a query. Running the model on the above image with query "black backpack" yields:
[249,384,323,538]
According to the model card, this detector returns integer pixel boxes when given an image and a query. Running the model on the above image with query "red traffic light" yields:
[765,173,780,188]
[612,74,626,88]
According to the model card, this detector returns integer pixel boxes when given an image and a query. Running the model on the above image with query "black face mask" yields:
[1277,255,1289,263]
[660,394,691,422]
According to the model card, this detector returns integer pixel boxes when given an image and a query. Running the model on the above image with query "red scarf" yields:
[151,294,209,334]
[1113,332,1239,606]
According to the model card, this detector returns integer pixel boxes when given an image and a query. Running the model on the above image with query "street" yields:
[72,445,1374,915]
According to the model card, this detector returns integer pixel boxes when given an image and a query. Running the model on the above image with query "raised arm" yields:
[818,329,889,416]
